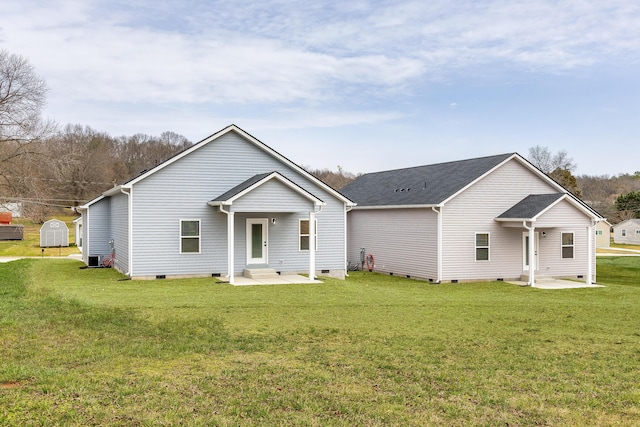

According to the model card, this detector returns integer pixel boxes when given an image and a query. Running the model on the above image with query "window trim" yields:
[561,232,574,259]
[622,229,627,237]
[180,219,201,254]
[475,232,490,261]
[299,218,318,251]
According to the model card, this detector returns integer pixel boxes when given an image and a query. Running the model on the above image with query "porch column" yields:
[528,225,536,287]
[228,211,235,284]
[587,223,594,285]
[309,210,316,281]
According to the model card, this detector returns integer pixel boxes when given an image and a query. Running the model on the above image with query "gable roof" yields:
[496,193,565,220]
[496,192,601,222]
[340,153,518,207]
[93,124,354,206]
[613,218,640,228]
[209,171,324,206]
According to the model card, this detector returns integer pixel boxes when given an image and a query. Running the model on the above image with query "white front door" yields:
[522,232,539,271]
[247,218,268,264]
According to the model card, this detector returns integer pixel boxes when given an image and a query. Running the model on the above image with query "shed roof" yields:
[340,153,515,207]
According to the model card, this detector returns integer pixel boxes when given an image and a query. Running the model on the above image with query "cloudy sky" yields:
[2,0,639,176]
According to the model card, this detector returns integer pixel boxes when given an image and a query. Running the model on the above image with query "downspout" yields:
[432,206,442,284]
[120,187,131,276]
[587,221,596,285]
[345,204,354,277]
[218,204,235,284]
[523,221,535,287]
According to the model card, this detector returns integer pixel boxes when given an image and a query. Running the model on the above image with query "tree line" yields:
[1,48,639,223]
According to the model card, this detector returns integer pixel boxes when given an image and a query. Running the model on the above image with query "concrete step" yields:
[244,268,279,279]
[520,273,552,282]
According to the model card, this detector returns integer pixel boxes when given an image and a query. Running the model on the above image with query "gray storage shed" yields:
[40,219,69,247]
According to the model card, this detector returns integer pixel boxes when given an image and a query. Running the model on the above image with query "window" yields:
[180,220,200,253]
[596,230,603,236]
[475,233,490,261]
[561,232,574,259]
[299,219,317,251]
[636,229,640,235]
[622,229,627,237]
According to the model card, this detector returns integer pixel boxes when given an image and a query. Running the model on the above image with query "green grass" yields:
[0,216,80,257]
[1,258,639,425]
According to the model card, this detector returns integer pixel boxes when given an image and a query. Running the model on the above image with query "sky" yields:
[1,0,639,176]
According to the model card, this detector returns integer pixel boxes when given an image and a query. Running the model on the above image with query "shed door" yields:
[246,218,268,264]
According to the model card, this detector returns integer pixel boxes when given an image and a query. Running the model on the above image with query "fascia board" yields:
[122,124,354,206]
[350,204,439,210]
[220,172,325,206]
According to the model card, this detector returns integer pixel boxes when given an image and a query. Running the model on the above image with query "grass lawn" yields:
[0,216,80,257]
[1,258,639,426]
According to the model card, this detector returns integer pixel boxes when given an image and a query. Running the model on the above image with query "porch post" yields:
[528,225,536,287]
[309,210,316,281]
[587,223,594,285]
[228,211,235,284]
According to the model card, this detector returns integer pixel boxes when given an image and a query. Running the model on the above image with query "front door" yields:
[522,232,539,271]
[247,218,268,264]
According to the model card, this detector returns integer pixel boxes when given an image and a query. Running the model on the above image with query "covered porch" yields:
[208,171,325,285]
[496,193,602,287]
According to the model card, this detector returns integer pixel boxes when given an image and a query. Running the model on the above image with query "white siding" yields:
[613,220,640,245]
[441,159,561,281]
[230,179,316,213]
[534,201,592,278]
[109,192,129,274]
[128,131,346,278]
[348,208,438,280]
[85,198,111,260]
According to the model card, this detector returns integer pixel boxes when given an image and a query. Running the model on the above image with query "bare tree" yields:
[0,49,56,213]
[527,145,576,174]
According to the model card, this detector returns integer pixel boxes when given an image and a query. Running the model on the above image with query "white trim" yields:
[246,218,268,264]
[210,171,325,207]
[125,125,354,206]
[299,218,318,251]
[475,232,490,261]
[522,230,539,273]
[179,219,201,254]
[561,231,575,259]
[309,211,316,281]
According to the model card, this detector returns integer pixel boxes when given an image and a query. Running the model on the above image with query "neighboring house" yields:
[341,153,604,286]
[78,125,355,282]
[612,219,640,245]
[595,220,612,248]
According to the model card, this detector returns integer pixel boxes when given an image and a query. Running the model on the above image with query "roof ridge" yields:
[360,152,516,176]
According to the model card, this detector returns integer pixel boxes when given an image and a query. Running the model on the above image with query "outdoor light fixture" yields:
[271,218,277,225]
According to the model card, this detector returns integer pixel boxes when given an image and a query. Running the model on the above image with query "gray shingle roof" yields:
[340,153,514,206]
[497,193,565,219]
[210,172,273,203]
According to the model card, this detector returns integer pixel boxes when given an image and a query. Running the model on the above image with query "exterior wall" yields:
[441,159,562,282]
[230,179,316,212]
[109,192,130,274]
[613,219,640,245]
[128,131,346,278]
[533,201,593,279]
[84,198,111,263]
[595,221,611,248]
[347,208,438,280]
